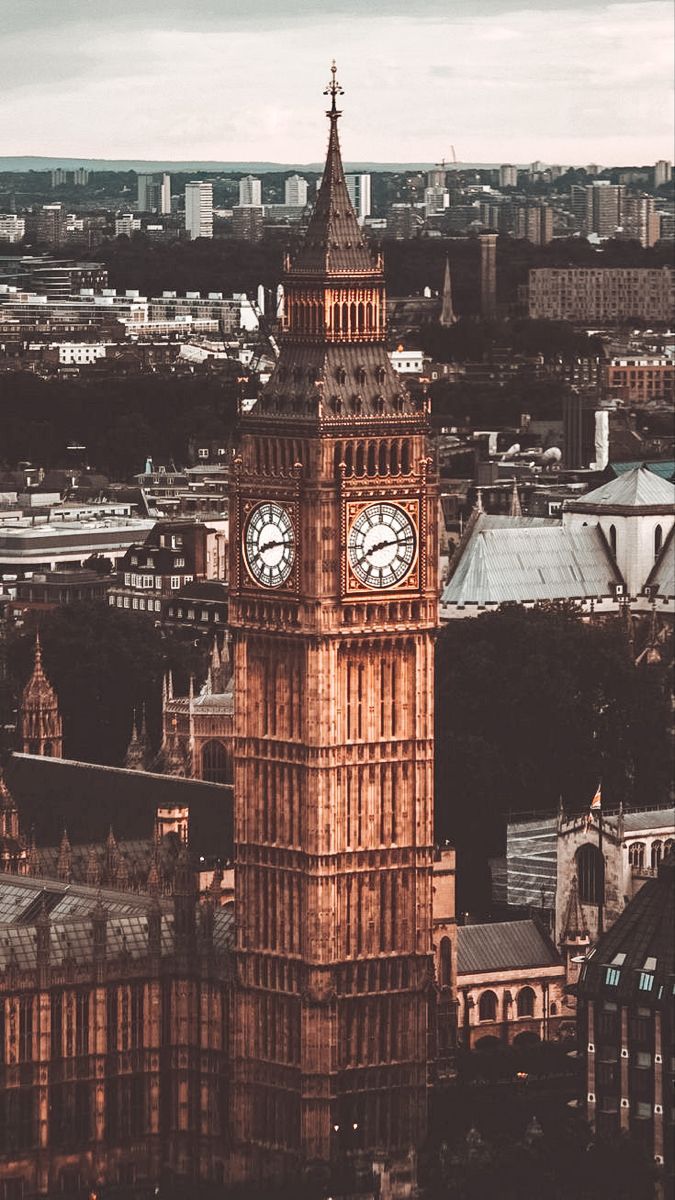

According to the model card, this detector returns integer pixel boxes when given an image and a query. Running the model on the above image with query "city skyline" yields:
[2,0,672,163]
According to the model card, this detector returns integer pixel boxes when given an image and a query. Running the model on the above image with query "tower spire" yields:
[324,59,344,117]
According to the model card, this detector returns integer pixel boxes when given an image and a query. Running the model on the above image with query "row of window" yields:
[628,838,673,870]
[476,987,538,1022]
[110,595,162,613]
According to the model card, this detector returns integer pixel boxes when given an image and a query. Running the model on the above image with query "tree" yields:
[435,605,672,910]
[6,604,207,765]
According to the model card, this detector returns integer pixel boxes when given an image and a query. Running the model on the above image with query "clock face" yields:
[347,502,416,589]
[244,502,295,587]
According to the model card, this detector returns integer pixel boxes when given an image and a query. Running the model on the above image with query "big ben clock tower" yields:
[230,65,437,1182]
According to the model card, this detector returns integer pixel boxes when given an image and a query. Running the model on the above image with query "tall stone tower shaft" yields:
[229,65,437,1182]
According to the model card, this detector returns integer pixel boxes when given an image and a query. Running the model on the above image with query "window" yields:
[577,843,604,904]
[608,524,617,556]
[170,576,180,589]
[638,971,654,992]
[517,987,535,1017]
[654,524,662,559]
[19,997,33,1062]
[650,841,662,869]
[605,966,621,987]
[75,991,89,1056]
[439,937,452,988]
[201,740,232,784]
[628,842,645,869]
[478,991,497,1021]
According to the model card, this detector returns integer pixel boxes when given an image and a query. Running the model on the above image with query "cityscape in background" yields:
[0,20,673,1200]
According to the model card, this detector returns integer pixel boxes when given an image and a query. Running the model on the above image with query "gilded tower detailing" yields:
[230,65,437,1179]
[17,631,63,758]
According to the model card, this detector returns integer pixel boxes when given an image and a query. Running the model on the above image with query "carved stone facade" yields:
[0,870,231,1197]
[229,69,437,1182]
[156,638,234,785]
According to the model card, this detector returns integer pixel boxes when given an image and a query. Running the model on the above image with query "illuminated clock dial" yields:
[244,502,295,587]
[347,503,416,589]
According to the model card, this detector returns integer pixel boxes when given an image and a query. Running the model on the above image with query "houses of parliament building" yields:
[0,69,447,1197]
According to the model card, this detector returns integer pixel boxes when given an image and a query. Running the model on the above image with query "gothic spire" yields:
[439,256,457,326]
[292,62,374,276]
[18,631,63,758]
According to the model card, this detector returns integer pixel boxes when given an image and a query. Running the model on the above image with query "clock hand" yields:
[255,537,291,558]
[355,532,413,564]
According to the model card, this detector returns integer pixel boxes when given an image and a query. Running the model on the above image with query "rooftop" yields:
[441,515,620,609]
[578,855,674,1002]
[564,464,675,512]
[458,918,561,976]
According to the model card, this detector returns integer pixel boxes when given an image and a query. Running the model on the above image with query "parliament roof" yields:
[5,753,233,860]
[458,918,561,977]
[0,873,234,970]
[441,515,620,609]
[564,464,675,512]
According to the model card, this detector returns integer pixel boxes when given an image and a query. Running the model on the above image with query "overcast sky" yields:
[2,0,673,163]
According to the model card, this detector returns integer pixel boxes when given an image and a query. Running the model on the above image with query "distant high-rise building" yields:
[345,173,372,223]
[514,204,553,245]
[137,172,170,213]
[387,203,417,239]
[479,232,498,318]
[654,159,672,188]
[586,163,602,177]
[137,174,155,211]
[36,204,66,246]
[115,215,142,238]
[426,167,447,189]
[622,195,660,248]
[284,174,308,207]
[73,168,90,187]
[50,169,68,188]
[232,206,264,242]
[570,184,587,226]
[529,160,545,176]
[423,184,449,219]
[499,164,518,188]
[159,173,171,215]
[0,215,26,244]
[184,181,213,240]
[239,175,262,206]
[585,182,624,237]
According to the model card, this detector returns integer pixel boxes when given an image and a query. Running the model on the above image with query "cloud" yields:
[1,1,672,161]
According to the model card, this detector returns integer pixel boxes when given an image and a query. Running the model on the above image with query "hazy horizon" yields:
[2,1,673,163]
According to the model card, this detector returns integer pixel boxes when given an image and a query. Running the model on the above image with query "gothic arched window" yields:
[628,842,645,869]
[650,841,662,869]
[201,740,232,785]
[577,843,604,904]
[517,987,535,1017]
[440,937,452,988]
[654,524,663,560]
[609,524,617,557]
[479,990,497,1021]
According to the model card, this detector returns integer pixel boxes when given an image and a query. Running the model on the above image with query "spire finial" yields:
[324,59,344,116]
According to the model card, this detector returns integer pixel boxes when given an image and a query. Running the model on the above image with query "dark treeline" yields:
[0,372,239,476]
[78,233,674,314]
[435,605,673,911]
[2,604,207,767]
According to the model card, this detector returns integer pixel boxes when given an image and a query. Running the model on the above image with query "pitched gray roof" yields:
[441,516,620,608]
[645,526,675,599]
[457,918,561,976]
[566,464,675,511]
